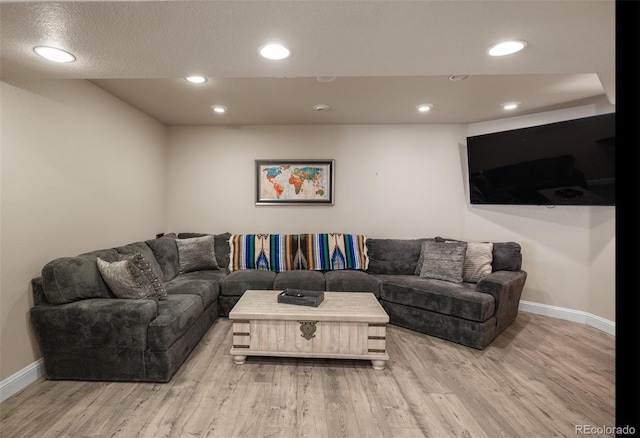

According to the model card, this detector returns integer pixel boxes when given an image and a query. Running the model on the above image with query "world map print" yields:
[259,164,331,202]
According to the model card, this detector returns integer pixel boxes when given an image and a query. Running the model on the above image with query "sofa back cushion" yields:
[366,238,426,275]
[492,242,522,271]
[42,249,119,304]
[145,234,180,282]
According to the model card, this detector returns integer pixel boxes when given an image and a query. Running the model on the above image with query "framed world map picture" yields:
[256,160,334,205]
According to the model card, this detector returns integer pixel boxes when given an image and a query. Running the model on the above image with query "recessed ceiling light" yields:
[211,105,227,114]
[416,104,433,113]
[185,76,207,84]
[316,76,336,83]
[259,43,291,60]
[486,40,527,57]
[501,102,521,110]
[33,46,76,63]
[449,75,470,81]
[313,104,330,111]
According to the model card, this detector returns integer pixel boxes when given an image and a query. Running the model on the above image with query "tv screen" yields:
[466,113,615,206]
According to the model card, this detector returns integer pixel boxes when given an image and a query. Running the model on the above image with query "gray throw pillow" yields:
[418,240,467,283]
[463,242,493,283]
[97,253,166,300]
[176,235,219,273]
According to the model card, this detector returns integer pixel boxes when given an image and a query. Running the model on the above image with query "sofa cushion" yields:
[177,232,232,271]
[377,275,495,322]
[145,234,180,282]
[115,241,164,284]
[274,270,325,291]
[418,240,468,283]
[42,249,120,304]
[214,232,232,271]
[96,254,165,300]
[463,242,494,283]
[492,242,522,271]
[366,238,426,275]
[164,270,223,308]
[324,270,381,297]
[176,235,220,273]
[220,269,277,296]
[147,294,204,350]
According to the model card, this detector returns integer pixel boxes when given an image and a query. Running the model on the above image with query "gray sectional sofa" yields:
[30,232,526,382]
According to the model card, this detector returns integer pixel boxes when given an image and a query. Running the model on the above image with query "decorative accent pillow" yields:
[96,253,166,300]
[418,240,467,283]
[463,242,493,283]
[176,235,219,273]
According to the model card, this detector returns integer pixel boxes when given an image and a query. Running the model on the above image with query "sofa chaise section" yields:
[366,238,527,349]
[30,235,221,382]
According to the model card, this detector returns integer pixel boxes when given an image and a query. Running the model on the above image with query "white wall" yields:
[166,114,615,324]
[166,124,469,237]
[0,78,167,381]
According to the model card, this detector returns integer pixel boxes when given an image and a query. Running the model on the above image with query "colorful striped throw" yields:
[229,233,368,272]
[300,233,368,271]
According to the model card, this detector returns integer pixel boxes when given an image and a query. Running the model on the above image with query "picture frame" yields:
[255,159,334,205]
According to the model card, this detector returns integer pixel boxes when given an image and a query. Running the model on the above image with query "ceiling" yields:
[0,1,616,126]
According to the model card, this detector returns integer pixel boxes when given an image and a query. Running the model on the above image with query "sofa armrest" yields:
[476,270,527,333]
[30,298,158,351]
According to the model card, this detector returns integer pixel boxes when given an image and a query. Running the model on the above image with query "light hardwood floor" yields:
[0,311,615,438]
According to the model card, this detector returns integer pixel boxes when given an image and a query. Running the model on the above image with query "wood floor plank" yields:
[265,361,298,430]
[0,312,615,438]
[344,363,394,438]
[321,363,363,437]
[296,361,329,438]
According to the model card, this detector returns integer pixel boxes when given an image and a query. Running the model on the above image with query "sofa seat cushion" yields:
[376,275,495,322]
[164,271,223,308]
[148,294,204,350]
[220,269,276,296]
[273,270,325,291]
[42,249,120,304]
[324,270,381,297]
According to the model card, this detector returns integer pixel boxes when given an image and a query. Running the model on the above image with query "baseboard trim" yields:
[0,359,45,403]
[519,300,615,336]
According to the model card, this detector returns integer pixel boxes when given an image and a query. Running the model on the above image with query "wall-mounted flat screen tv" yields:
[466,113,615,206]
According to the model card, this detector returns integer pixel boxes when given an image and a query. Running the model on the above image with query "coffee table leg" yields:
[371,360,386,370]
[233,355,247,365]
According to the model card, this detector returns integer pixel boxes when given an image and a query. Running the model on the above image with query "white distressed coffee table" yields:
[229,290,389,370]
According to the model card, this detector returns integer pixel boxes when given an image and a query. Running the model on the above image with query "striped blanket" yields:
[229,233,368,272]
